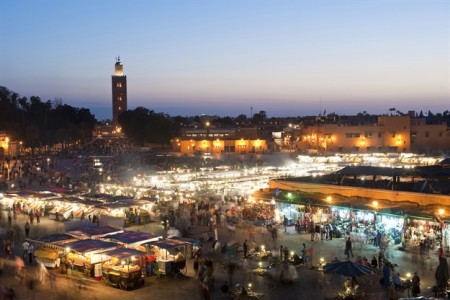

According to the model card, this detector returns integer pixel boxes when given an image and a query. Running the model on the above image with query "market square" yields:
[1,152,449,300]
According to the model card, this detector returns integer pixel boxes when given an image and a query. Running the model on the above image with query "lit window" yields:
[117,83,122,88]
[118,107,121,110]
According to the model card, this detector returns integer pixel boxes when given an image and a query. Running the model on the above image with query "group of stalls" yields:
[0,190,156,225]
[404,214,447,251]
[329,207,404,244]
[271,196,448,251]
[28,226,197,290]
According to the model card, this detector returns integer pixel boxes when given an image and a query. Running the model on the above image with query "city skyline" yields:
[1,0,449,120]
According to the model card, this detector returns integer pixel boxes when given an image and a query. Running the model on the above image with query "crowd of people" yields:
[1,141,450,300]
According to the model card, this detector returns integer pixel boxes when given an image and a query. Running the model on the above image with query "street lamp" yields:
[287,192,293,222]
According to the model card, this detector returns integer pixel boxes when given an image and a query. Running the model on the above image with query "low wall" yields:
[269,180,450,207]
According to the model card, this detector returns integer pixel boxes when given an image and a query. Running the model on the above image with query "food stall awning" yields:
[95,202,135,209]
[34,246,62,260]
[102,247,146,260]
[169,236,198,245]
[93,195,133,203]
[141,238,188,250]
[67,226,123,239]
[27,233,79,249]
[50,188,78,195]
[138,197,157,202]
[8,190,58,199]
[49,196,85,203]
[333,166,411,177]
[101,231,161,245]
[122,199,153,206]
[64,239,120,254]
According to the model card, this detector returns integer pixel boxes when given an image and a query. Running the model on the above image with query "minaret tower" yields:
[111,57,127,124]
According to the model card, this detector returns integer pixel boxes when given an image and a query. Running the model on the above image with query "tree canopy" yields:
[118,107,174,145]
[0,86,96,150]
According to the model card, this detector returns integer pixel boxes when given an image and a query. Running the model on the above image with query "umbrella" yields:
[323,260,372,277]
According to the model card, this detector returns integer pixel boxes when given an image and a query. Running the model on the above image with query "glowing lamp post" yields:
[287,192,293,222]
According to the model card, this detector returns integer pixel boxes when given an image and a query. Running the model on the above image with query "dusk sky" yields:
[1,0,449,120]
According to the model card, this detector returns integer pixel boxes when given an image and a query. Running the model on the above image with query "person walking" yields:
[283,246,289,264]
[279,245,283,262]
[371,256,378,269]
[382,263,392,288]
[345,237,353,259]
[24,221,30,238]
[310,222,315,241]
[411,272,420,296]
[376,230,382,248]
[243,240,248,259]
[301,243,307,264]
[328,222,334,240]
[22,240,30,260]
[35,210,40,223]
[283,216,288,233]
[28,243,34,264]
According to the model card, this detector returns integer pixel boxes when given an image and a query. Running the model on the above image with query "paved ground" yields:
[1,210,444,299]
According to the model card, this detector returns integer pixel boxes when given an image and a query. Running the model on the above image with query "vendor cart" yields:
[141,238,191,277]
[102,268,144,290]
[101,247,146,290]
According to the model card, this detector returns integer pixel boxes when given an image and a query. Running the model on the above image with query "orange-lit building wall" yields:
[411,121,450,154]
[176,139,267,154]
[295,116,416,153]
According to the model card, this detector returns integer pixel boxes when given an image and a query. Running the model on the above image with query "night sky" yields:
[1,0,448,120]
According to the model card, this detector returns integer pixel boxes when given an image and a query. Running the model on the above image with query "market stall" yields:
[64,239,120,278]
[242,201,275,226]
[28,233,79,268]
[141,238,190,277]
[376,213,404,243]
[404,215,440,250]
[331,207,375,237]
[47,197,101,221]
[168,236,199,259]
[95,200,152,226]
[67,226,123,240]
[101,247,146,290]
[100,231,162,252]
[34,247,64,268]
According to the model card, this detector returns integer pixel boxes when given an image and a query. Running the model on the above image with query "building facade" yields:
[294,115,450,154]
[173,127,268,154]
[111,58,127,124]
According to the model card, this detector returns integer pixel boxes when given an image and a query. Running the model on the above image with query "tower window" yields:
[118,96,122,101]
[118,107,121,110]
[116,83,122,88]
